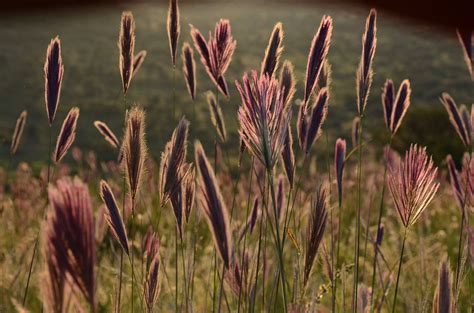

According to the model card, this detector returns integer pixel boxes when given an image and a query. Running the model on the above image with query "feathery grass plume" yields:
[279,60,296,108]
[239,196,260,241]
[382,79,395,131]
[158,117,190,206]
[207,91,227,142]
[432,259,453,313]
[281,126,295,187]
[356,9,377,115]
[93,121,120,149]
[144,253,161,313]
[123,105,147,204]
[44,36,63,125]
[132,50,147,77]
[225,259,243,296]
[441,93,471,147]
[167,0,180,66]
[334,138,346,202]
[118,11,135,95]
[142,228,160,268]
[191,19,236,97]
[388,80,411,135]
[352,117,360,148]
[46,177,96,310]
[261,22,284,78]
[237,71,292,170]
[297,87,329,154]
[195,141,232,268]
[456,29,473,81]
[276,174,285,224]
[53,107,79,163]
[388,145,439,228]
[303,16,332,107]
[99,180,129,255]
[446,154,464,210]
[11,110,27,155]
[42,218,67,313]
[183,166,195,222]
[303,186,328,288]
[182,43,196,100]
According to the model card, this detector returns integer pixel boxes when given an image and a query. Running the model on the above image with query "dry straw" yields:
[195,141,232,268]
[53,107,79,163]
[167,0,180,67]
[118,11,135,95]
[182,43,196,100]
[261,22,284,78]
[11,110,27,155]
[99,180,130,256]
[44,36,63,125]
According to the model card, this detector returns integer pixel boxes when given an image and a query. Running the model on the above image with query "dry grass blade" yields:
[118,11,135,95]
[167,0,180,66]
[352,117,360,148]
[11,110,27,155]
[303,186,328,288]
[261,22,284,78]
[44,36,63,125]
[441,92,471,147]
[132,50,147,77]
[303,15,332,106]
[195,141,232,268]
[356,9,377,115]
[53,107,79,163]
[99,180,130,256]
[182,43,196,100]
[94,120,120,149]
[456,29,473,81]
[207,91,227,142]
[123,105,147,204]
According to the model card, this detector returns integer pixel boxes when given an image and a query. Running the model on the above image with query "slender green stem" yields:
[352,116,363,313]
[175,226,179,313]
[392,228,408,313]
[131,207,135,313]
[180,236,189,312]
[217,261,226,313]
[212,251,217,313]
[172,66,176,121]
[22,125,53,305]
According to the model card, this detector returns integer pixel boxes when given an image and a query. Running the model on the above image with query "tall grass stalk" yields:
[392,227,408,313]
[22,124,53,305]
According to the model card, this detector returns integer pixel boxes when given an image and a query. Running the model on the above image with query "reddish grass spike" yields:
[432,259,453,313]
[446,155,464,212]
[183,166,195,223]
[303,186,328,288]
[45,177,96,310]
[304,87,329,154]
[44,36,64,125]
[195,141,232,268]
[382,79,394,131]
[99,180,130,256]
[279,60,296,108]
[118,11,135,95]
[123,105,147,203]
[144,253,161,313]
[132,50,147,78]
[303,15,332,106]
[207,91,227,142]
[387,144,439,228]
[11,110,27,155]
[456,29,473,81]
[94,120,120,149]
[356,9,377,115]
[261,22,284,78]
[441,92,471,147]
[390,79,411,135]
[281,126,295,187]
[351,117,360,148]
[182,43,196,100]
[334,138,347,202]
[53,107,79,163]
[239,196,260,241]
[167,0,180,66]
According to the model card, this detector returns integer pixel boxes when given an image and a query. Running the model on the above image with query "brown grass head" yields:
[183,166,195,223]
[440,92,471,147]
[261,22,284,78]
[356,9,377,115]
[389,79,411,135]
[53,107,79,163]
[281,126,295,187]
[352,116,360,148]
[279,60,296,109]
[93,120,120,149]
[432,259,453,313]
[123,105,147,204]
[195,140,232,268]
[99,180,129,256]
[167,0,180,67]
[299,87,329,154]
[11,110,27,155]
[446,154,464,211]
[118,11,135,95]
[456,29,473,81]
[182,42,196,100]
[144,253,161,313]
[44,36,64,126]
[335,138,346,203]
[207,91,227,142]
[132,50,147,78]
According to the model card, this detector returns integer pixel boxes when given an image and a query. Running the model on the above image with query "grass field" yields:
[1,1,474,312]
